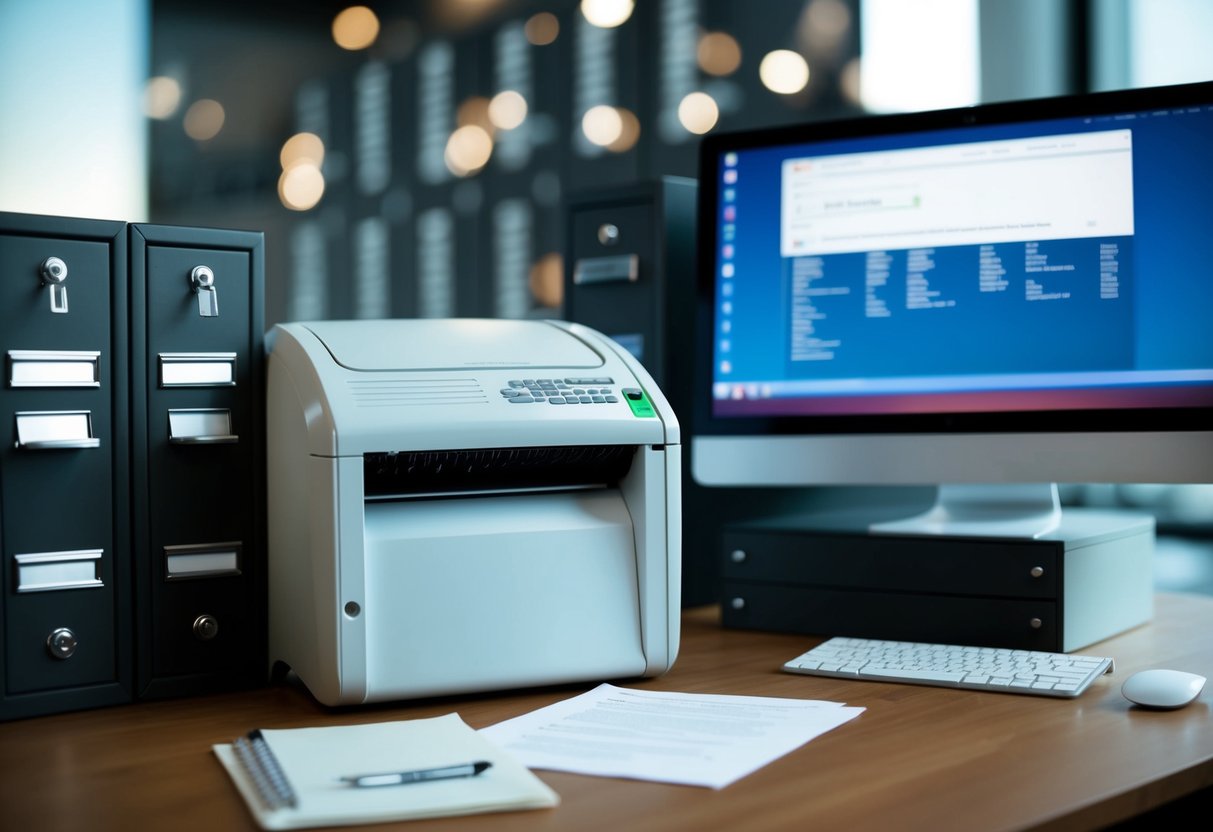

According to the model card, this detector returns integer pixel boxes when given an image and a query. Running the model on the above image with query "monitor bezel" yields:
[692,80,1213,442]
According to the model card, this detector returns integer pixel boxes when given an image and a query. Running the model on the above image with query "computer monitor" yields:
[692,81,1213,539]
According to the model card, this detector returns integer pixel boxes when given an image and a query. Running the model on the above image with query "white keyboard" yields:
[783,636,1115,698]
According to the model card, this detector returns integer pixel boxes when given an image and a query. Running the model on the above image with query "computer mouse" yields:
[1121,668,1206,710]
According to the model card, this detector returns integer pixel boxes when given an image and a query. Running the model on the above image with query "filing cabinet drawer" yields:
[720,581,1062,653]
[144,245,252,353]
[0,233,113,347]
[151,572,255,680]
[5,568,118,694]
[721,527,1060,599]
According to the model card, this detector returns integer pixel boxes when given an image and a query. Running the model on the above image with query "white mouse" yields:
[1121,668,1206,710]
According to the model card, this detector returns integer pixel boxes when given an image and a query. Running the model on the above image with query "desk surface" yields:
[2,593,1212,832]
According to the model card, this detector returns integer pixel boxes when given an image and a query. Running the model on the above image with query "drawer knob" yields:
[46,627,78,659]
[1030,566,1044,578]
[1029,617,1043,629]
[193,614,220,641]
[597,223,620,246]
[730,597,746,611]
[730,549,747,563]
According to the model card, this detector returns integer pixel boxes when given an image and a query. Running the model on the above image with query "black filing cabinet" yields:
[0,212,132,720]
[129,224,265,699]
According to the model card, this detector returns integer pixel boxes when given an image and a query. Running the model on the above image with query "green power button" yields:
[623,388,655,418]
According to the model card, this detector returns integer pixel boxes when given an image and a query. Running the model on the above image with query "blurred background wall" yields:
[6,0,1212,325]
[2,0,1212,544]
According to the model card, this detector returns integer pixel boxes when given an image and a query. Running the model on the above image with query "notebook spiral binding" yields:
[233,729,298,810]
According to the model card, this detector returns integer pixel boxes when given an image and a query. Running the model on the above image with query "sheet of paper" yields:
[479,684,864,789]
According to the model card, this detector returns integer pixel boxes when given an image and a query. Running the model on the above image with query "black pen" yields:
[340,761,492,788]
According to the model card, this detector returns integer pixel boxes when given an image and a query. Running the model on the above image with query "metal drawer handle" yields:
[18,438,101,450]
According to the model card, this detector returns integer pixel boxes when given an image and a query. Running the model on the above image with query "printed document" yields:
[479,684,864,789]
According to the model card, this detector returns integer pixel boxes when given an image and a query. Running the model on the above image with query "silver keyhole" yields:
[190,265,215,290]
[40,257,69,313]
[41,256,68,284]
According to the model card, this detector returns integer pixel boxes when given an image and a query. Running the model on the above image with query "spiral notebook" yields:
[213,713,559,830]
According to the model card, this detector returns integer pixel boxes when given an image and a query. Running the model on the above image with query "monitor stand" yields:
[870,483,1063,539]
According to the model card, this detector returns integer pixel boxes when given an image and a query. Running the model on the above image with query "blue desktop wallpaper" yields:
[712,104,1213,417]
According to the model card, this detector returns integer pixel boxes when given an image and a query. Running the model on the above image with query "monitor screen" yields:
[692,82,1213,507]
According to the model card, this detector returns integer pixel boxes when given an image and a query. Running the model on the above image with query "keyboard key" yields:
[863,667,966,684]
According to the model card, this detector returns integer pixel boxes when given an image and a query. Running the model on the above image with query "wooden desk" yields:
[2,593,1212,832]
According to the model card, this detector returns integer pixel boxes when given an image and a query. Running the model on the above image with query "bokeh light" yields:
[525,12,560,45]
[489,90,528,130]
[581,0,634,28]
[279,163,325,211]
[678,92,719,134]
[279,132,325,170]
[183,99,225,141]
[445,125,494,176]
[332,6,380,51]
[607,107,640,153]
[582,104,623,146]
[697,32,742,77]
[759,50,811,94]
[143,76,182,120]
